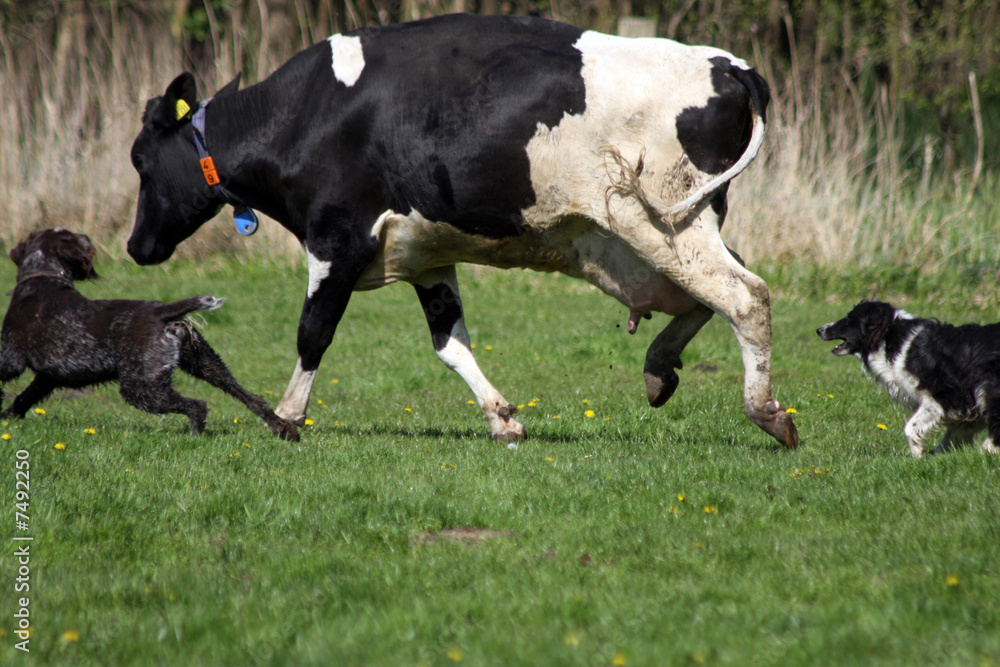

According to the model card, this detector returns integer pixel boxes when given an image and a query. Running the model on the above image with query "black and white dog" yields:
[817,300,1000,457]
[1,228,298,440]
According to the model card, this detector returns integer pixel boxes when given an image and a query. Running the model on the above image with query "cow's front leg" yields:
[276,237,374,425]
[413,266,526,446]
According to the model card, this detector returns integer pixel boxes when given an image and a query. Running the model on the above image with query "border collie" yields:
[817,300,1000,457]
[1,228,298,440]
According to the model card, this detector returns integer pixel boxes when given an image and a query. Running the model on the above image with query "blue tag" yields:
[234,206,259,236]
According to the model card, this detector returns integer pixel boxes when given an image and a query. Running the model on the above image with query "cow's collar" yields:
[191,101,259,236]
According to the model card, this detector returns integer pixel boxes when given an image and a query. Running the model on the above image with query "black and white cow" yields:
[128,13,798,448]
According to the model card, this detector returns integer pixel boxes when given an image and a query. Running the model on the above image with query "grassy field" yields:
[1,253,998,666]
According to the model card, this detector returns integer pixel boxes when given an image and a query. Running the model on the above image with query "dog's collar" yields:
[16,269,68,285]
[7,270,68,295]
[190,101,259,236]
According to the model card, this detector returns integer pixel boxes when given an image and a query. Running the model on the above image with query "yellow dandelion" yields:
[785,407,798,414]
[604,417,611,422]
[694,542,703,548]
[669,506,680,515]
[584,410,596,418]
[125,468,132,473]
[827,394,835,399]
[553,414,560,419]
[243,442,251,448]
[84,427,96,435]
[582,399,590,405]
[612,652,627,666]
[518,404,525,410]
[877,423,887,430]
[34,407,46,415]
[564,632,581,646]
[404,407,413,413]
[470,343,476,349]
[1,433,10,441]
[304,418,314,426]
[545,456,554,462]
[229,452,240,458]
[54,442,66,450]
[62,629,80,642]
[527,401,537,407]
[331,378,340,384]
[946,575,959,587]
[233,418,242,424]
[704,505,717,514]
[485,345,493,351]
[677,493,685,502]
[467,400,476,405]
[446,647,463,662]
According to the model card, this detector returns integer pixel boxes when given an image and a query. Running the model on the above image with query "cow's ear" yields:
[153,72,198,128]
[215,73,241,98]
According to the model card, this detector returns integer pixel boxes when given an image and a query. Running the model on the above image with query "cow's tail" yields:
[666,63,769,221]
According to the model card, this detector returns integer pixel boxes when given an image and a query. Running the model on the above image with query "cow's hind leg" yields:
[644,304,714,407]
[414,266,526,445]
[644,247,747,407]
[628,202,797,448]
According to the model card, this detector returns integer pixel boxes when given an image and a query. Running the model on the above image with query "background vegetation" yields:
[1,0,999,271]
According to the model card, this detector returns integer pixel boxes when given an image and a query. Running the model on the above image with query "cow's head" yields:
[127,73,239,265]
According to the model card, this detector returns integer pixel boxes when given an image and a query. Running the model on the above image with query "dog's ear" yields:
[863,303,895,350]
[9,241,28,267]
[9,230,43,267]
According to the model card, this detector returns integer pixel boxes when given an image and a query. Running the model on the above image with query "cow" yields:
[127,13,798,449]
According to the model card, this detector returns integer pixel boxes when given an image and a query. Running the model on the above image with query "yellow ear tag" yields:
[175,99,191,120]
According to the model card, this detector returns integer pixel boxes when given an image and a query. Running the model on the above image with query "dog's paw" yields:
[197,296,226,312]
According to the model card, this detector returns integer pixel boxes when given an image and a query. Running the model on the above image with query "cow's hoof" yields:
[493,424,526,450]
[492,403,526,447]
[748,402,799,449]
[271,418,301,442]
[644,370,680,408]
[644,354,682,408]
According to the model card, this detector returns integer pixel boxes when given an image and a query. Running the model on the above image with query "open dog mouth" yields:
[829,341,850,356]
[817,324,849,356]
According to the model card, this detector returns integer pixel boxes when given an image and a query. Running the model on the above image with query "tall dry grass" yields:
[0,10,302,260]
[2,11,995,273]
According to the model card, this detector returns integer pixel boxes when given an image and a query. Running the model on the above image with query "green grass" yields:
[1,255,998,666]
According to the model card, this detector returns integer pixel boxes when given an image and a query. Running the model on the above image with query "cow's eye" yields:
[131,153,145,170]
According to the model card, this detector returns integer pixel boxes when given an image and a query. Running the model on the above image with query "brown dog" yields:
[1,228,298,440]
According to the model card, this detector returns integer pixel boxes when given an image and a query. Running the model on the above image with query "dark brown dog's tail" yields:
[154,295,225,322]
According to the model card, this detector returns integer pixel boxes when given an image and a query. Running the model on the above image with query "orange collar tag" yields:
[199,156,220,186]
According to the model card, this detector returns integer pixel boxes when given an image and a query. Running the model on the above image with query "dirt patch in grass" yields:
[412,528,516,545]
